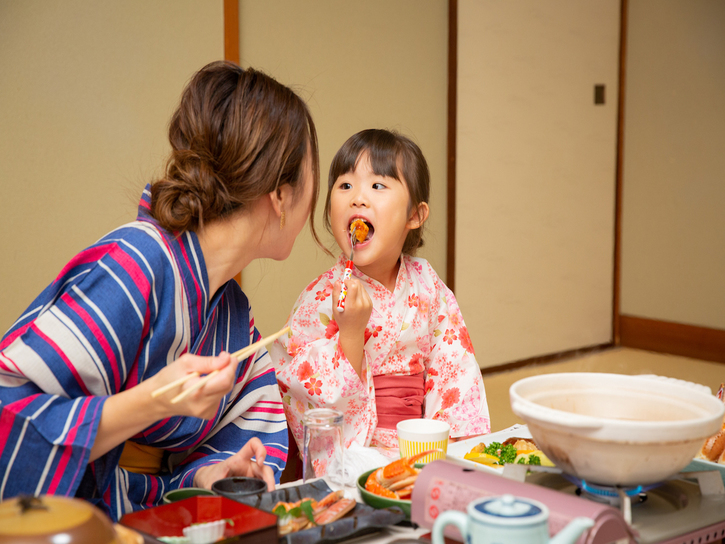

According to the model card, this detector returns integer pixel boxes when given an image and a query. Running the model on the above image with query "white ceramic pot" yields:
[510,373,725,486]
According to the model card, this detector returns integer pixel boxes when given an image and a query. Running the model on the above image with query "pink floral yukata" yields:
[270,254,491,455]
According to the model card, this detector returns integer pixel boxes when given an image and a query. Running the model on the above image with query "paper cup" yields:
[397,419,449,463]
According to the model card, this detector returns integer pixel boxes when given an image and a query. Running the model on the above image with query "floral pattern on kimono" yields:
[270,254,490,453]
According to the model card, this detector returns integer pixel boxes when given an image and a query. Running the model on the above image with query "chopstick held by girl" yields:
[271,129,490,461]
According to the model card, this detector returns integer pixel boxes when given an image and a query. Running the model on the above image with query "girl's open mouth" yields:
[349,218,374,243]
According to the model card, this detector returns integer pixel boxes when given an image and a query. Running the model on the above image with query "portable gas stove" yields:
[410,459,725,544]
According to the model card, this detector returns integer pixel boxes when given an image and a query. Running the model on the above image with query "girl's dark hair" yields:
[150,61,320,243]
[324,129,429,254]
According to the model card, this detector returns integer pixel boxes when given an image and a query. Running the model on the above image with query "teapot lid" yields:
[472,494,548,526]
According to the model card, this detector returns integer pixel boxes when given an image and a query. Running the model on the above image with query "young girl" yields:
[270,129,490,457]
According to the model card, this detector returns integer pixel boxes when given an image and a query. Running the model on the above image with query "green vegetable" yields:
[484,442,502,456]
[528,454,541,466]
[299,499,315,523]
[516,457,527,464]
[498,444,517,464]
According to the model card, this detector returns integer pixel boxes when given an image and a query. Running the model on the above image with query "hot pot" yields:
[510,373,725,486]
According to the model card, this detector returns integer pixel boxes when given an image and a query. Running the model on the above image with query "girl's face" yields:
[329,153,420,280]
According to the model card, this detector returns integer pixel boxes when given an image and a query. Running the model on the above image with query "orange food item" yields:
[350,219,369,243]
[698,382,725,464]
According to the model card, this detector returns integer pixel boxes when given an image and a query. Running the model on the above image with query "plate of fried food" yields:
[230,478,405,544]
[446,425,555,474]
[356,451,433,518]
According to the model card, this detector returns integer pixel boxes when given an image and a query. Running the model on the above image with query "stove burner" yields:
[562,473,662,510]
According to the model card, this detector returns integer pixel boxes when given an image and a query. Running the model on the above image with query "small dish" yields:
[162,487,216,504]
[357,468,412,518]
[211,476,267,500]
[183,519,226,543]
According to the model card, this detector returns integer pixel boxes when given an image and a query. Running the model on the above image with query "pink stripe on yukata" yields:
[247,407,285,414]
[0,322,33,351]
[177,241,204,329]
[64,399,103,492]
[31,325,91,396]
[47,397,92,494]
[265,446,287,462]
[61,293,121,391]
[54,244,113,286]
[110,250,151,300]
[0,395,39,454]
[145,476,161,507]
[0,352,24,375]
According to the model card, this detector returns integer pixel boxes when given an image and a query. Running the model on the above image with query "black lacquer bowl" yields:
[230,479,406,544]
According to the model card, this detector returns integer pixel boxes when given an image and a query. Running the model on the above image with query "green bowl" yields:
[356,468,412,518]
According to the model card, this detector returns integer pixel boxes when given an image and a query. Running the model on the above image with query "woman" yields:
[0,61,319,521]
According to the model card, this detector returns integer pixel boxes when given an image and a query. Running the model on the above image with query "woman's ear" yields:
[267,185,293,218]
[407,202,430,229]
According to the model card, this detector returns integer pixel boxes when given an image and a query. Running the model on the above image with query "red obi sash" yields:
[373,372,425,430]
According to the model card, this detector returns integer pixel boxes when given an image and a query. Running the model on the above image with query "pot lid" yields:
[473,494,548,526]
[0,495,118,544]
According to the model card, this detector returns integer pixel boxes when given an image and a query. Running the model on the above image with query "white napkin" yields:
[327,442,397,487]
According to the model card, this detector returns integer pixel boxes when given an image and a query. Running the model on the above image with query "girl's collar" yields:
[337,253,410,294]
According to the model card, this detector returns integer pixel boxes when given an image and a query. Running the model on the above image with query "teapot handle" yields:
[432,510,468,544]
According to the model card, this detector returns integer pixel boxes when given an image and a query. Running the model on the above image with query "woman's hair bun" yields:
[149,61,320,236]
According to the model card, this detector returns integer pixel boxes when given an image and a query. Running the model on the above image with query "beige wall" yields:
[620,0,725,330]
[238,0,448,336]
[456,0,621,367]
[0,1,222,332]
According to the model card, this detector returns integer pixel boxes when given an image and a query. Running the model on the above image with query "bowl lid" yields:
[472,494,548,526]
[0,495,118,543]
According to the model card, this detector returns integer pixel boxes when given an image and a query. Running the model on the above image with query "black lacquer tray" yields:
[230,480,406,544]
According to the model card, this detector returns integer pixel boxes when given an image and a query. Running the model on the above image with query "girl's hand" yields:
[147,352,240,421]
[193,437,275,491]
[332,278,372,377]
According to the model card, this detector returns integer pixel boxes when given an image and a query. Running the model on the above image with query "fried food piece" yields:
[350,219,369,242]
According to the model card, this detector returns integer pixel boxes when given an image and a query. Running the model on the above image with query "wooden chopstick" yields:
[152,325,291,404]
[170,369,220,404]
[229,326,290,363]
[151,371,200,398]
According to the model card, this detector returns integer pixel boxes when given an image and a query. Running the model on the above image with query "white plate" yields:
[445,424,533,474]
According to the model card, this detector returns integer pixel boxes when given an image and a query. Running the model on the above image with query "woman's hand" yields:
[90,352,240,462]
[148,352,241,421]
[332,278,372,378]
[194,437,275,491]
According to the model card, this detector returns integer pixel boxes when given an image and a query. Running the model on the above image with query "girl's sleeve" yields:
[270,279,375,450]
[423,273,491,437]
[0,242,152,500]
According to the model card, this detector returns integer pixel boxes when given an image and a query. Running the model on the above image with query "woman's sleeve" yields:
[164,331,289,486]
[0,242,153,500]
[423,273,491,437]
[270,280,375,450]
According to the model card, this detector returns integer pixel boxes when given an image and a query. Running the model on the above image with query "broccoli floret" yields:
[517,457,528,464]
[484,442,502,456]
[527,454,541,466]
[498,444,517,464]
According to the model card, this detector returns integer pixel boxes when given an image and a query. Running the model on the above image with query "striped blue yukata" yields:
[0,186,288,521]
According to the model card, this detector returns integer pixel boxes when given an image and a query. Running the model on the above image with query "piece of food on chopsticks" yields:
[350,218,370,243]
[272,490,356,535]
[464,437,554,467]
[364,450,436,500]
[697,383,725,464]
